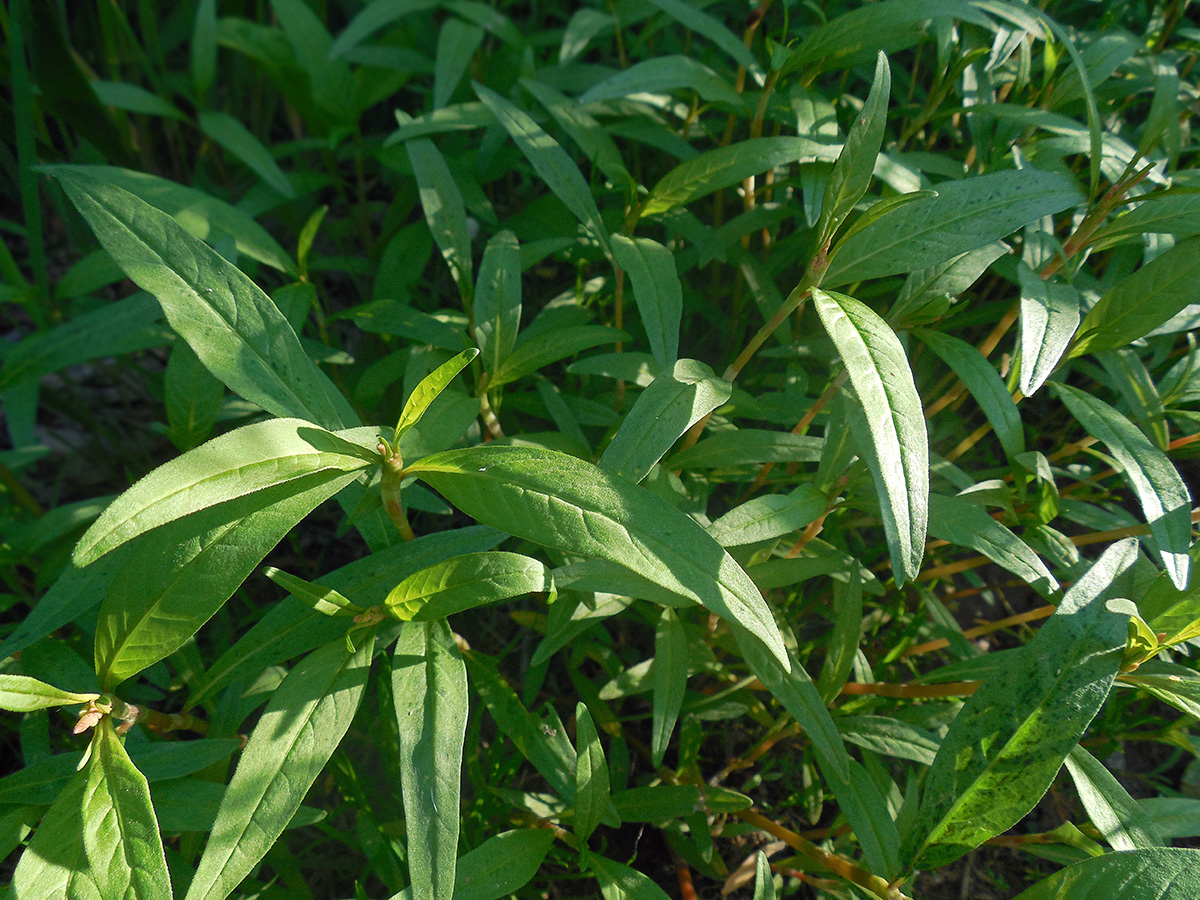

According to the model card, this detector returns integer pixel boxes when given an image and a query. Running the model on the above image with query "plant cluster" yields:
[1,1,1199,898]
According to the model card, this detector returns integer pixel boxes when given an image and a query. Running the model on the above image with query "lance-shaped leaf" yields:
[928,493,1059,597]
[651,608,688,768]
[1064,745,1163,851]
[816,574,864,705]
[198,110,295,198]
[589,854,673,900]
[1018,265,1081,396]
[707,485,826,548]
[578,56,742,107]
[475,82,610,256]
[521,79,632,191]
[1053,383,1191,589]
[433,18,483,109]
[52,172,354,429]
[96,473,359,689]
[1073,235,1200,356]
[824,169,1083,286]
[384,551,552,621]
[185,634,374,900]
[0,675,97,712]
[611,235,682,369]
[818,51,890,245]
[474,230,522,376]
[645,0,758,72]
[74,418,376,566]
[490,325,628,388]
[395,347,479,444]
[753,851,776,900]
[394,621,469,900]
[264,566,361,617]
[403,125,475,303]
[915,328,1024,460]
[574,703,610,844]
[1011,848,1200,900]
[450,829,556,900]
[409,446,789,667]
[814,289,927,585]
[599,359,730,484]
[904,540,1139,870]
[10,719,171,899]
[642,136,838,218]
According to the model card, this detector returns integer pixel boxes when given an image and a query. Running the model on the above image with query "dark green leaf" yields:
[1064,745,1163,851]
[651,608,688,768]
[574,703,610,843]
[474,230,522,376]
[578,56,743,108]
[198,110,295,198]
[450,829,556,900]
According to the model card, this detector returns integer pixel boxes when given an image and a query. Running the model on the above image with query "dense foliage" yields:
[2,1,1199,898]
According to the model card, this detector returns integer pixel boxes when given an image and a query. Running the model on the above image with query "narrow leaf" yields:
[410,446,790,667]
[0,675,97,712]
[521,79,632,191]
[74,418,375,566]
[394,621,469,900]
[433,19,483,109]
[574,703,610,844]
[707,485,826,548]
[404,129,475,303]
[1064,745,1163,851]
[491,324,627,388]
[450,829,556,900]
[645,0,758,72]
[578,56,743,108]
[384,551,552,621]
[185,635,373,900]
[474,230,522,375]
[1012,848,1200,900]
[816,575,864,704]
[651,608,688,768]
[752,851,775,900]
[814,289,928,585]
[610,235,682,368]
[1053,383,1191,589]
[198,110,295,198]
[589,854,673,900]
[1018,265,1081,396]
[395,347,479,443]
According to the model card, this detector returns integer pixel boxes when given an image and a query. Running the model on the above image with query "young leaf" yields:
[574,703,610,844]
[394,621,469,900]
[1011,848,1200,900]
[1064,745,1163,851]
[599,359,731,484]
[264,566,361,616]
[74,418,376,566]
[642,137,838,218]
[824,169,1083,286]
[95,473,359,689]
[588,853,673,900]
[1017,265,1081,396]
[1072,235,1200,356]
[474,230,522,376]
[818,51,891,245]
[1052,383,1191,589]
[395,347,479,444]
[651,608,688,768]
[904,540,1139,870]
[915,328,1025,461]
[813,289,928,585]
[198,110,295,198]
[185,634,374,900]
[52,173,354,429]
[383,551,552,621]
[752,851,776,900]
[403,128,475,303]
[409,446,790,668]
[474,83,611,255]
[0,675,97,712]
[610,235,682,369]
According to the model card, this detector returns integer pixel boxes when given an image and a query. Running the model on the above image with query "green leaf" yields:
[434,18,483,109]
[816,574,864,705]
[574,703,610,844]
[491,325,629,389]
[645,0,758,72]
[92,80,184,119]
[449,829,556,900]
[1091,192,1200,246]
[642,137,838,218]
[1064,745,1163,851]
[752,851,775,900]
[383,551,552,621]
[1011,849,1200,900]
[185,634,373,900]
[41,163,296,274]
[814,289,928,585]
[520,79,632,191]
[599,359,731,484]
[74,418,375,566]
[474,83,611,255]
[403,127,475,303]
[1052,383,1191,589]
[818,52,890,245]
[589,854,673,900]
[708,485,826,548]
[0,292,168,393]
[928,492,1059,597]
[610,235,682,369]
[651,608,688,768]
[838,715,941,766]
[904,539,1139,870]
[165,341,224,451]
[10,719,172,900]
[395,347,480,443]
[915,328,1025,461]
[474,230,522,376]
[0,675,97,712]
[410,446,790,668]
[264,566,360,616]
[95,473,359,689]
[1017,264,1081,396]
[329,0,440,58]
[889,243,1009,328]
[394,621,469,900]
[192,0,218,100]
[824,169,1083,286]
[1072,235,1200,356]
[198,110,295,198]
[666,429,822,470]
[578,56,743,108]
[52,173,353,428]
[270,0,357,122]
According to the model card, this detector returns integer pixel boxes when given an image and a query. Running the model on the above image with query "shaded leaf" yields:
[611,235,682,368]
[1018,264,1080,396]
[198,110,295,198]
[574,703,610,844]
[1064,745,1163,851]
[651,608,688,768]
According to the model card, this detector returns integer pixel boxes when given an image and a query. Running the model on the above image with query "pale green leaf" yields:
[589,854,673,900]
[474,230,522,376]
[0,675,97,712]
[651,608,688,768]
[578,56,743,108]
[521,79,632,191]
[403,128,475,303]
[1018,264,1080,396]
[383,551,552,621]
[395,347,480,443]
[491,325,628,389]
[1012,849,1200,900]
[448,829,555,900]
[574,703,610,844]
[610,235,682,369]
[707,485,825,548]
